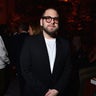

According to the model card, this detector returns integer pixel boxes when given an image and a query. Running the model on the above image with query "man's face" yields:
[40,9,59,37]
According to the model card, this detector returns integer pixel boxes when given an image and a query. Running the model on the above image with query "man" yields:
[20,8,72,96]
[10,22,29,96]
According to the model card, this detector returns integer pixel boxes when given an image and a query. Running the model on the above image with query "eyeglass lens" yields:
[42,16,59,23]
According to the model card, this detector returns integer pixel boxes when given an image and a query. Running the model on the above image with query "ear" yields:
[40,18,43,26]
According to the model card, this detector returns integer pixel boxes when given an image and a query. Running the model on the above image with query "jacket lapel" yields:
[39,34,52,75]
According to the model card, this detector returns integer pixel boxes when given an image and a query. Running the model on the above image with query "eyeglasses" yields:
[42,16,59,24]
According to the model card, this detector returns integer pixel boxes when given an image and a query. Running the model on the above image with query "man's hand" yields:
[45,89,59,96]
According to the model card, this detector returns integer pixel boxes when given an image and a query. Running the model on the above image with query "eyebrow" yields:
[42,16,59,18]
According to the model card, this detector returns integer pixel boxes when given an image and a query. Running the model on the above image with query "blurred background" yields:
[0,0,96,44]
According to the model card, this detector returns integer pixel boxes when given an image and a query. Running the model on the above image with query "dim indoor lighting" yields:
[64,0,68,2]
[59,0,69,2]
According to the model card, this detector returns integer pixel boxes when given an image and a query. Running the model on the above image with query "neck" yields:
[43,31,56,39]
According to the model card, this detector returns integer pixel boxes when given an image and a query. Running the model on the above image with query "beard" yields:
[42,26,58,38]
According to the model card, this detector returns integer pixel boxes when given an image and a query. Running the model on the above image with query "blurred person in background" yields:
[9,22,29,96]
[28,21,41,36]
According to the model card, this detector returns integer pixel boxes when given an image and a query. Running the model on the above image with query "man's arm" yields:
[0,36,10,66]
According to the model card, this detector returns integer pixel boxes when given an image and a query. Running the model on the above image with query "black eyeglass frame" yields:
[42,16,59,24]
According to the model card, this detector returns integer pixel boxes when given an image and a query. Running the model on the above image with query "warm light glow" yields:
[59,0,69,2]
[64,0,68,2]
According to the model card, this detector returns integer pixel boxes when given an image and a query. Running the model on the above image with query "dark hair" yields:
[18,22,29,31]
[41,7,59,17]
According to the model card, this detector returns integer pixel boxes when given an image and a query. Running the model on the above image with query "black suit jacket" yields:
[20,33,72,96]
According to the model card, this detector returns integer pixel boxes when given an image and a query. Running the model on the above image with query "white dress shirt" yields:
[0,36,10,69]
[45,38,56,73]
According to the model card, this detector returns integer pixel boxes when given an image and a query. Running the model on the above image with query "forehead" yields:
[43,9,59,17]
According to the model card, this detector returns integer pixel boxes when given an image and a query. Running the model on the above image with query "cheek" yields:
[56,24,59,29]
[42,23,48,28]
